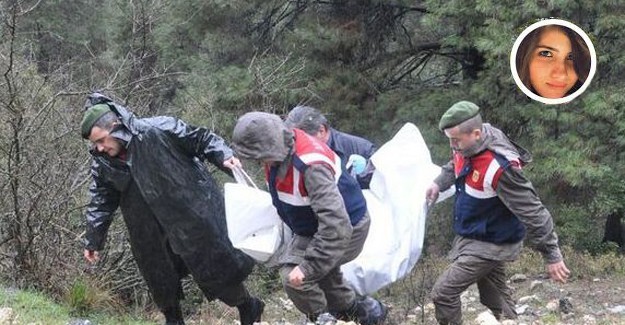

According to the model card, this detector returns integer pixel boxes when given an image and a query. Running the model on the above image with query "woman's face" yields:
[528,27,579,99]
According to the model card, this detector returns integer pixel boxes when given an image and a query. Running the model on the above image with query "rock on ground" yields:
[0,307,14,324]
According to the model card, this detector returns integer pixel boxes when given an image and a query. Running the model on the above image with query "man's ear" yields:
[109,120,123,132]
[473,128,482,139]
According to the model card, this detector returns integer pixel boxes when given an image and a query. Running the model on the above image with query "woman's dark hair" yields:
[515,25,591,97]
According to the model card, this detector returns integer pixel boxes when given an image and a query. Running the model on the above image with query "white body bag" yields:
[225,123,452,294]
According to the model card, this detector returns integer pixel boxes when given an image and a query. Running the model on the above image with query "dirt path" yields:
[381,274,625,325]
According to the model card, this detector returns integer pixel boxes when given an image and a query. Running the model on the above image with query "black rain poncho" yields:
[83,94,253,309]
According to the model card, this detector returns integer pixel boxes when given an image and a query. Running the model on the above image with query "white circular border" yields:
[510,19,597,105]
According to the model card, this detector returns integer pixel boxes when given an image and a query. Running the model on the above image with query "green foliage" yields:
[65,278,119,316]
[0,287,69,324]
[67,280,90,315]
[0,285,154,325]
[1,0,625,320]
[508,246,625,279]
[418,0,625,254]
[245,265,283,297]
[539,312,560,324]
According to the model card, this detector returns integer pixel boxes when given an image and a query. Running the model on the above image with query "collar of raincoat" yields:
[232,111,294,163]
[109,124,133,151]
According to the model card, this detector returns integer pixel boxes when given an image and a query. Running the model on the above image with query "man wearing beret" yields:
[425,101,570,324]
[80,93,263,325]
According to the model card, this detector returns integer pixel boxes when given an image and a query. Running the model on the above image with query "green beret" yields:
[438,101,480,130]
[81,104,111,139]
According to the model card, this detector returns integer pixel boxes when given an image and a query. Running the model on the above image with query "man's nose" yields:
[96,144,105,152]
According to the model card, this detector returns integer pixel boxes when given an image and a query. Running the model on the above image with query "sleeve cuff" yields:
[543,247,563,264]
[298,262,314,280]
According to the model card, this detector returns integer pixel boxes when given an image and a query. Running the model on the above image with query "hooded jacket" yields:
[83,93,254,304]
[267,128,367,237]
[232,112,369,281]
[434,123,562,263]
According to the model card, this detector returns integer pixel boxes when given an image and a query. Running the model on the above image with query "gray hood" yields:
[479,123,532,165]
[232,111,294,162]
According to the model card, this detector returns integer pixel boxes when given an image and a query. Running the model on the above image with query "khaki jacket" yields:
[231,111,369,281]
[434,124,563,264]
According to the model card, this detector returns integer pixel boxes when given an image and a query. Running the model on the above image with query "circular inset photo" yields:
[510,19,596,105]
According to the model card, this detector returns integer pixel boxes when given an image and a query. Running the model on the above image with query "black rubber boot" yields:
[162,305,185,325]
[237,296,265,325]
[353,296,388,325]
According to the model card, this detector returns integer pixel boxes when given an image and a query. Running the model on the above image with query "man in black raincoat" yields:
[80,93,263,325]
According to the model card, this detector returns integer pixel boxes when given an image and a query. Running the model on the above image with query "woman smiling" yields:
[516,24,591,99]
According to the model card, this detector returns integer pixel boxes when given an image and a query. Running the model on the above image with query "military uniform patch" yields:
[472,170,480,182]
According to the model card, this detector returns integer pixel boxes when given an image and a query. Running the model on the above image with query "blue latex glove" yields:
[346,154,367,175]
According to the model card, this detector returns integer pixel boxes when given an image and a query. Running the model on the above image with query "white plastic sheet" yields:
[224,123,453,291]
[341,122,452,295]
[224,179,284,263]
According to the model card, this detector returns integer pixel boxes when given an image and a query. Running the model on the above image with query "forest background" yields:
[0,0,624,322]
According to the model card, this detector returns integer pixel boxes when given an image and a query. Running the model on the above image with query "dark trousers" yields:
[430,254,517,325]
[279,213,370,318]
